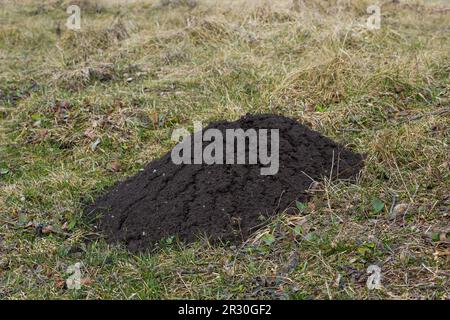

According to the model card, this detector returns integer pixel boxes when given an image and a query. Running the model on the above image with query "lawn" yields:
[0,0,448,299]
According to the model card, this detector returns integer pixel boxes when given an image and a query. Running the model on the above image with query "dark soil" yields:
[87,114,364,251]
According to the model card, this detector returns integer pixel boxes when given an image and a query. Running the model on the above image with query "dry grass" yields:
[0,0,449,299]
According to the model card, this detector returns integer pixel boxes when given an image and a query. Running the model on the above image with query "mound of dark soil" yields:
[87,114,363,251]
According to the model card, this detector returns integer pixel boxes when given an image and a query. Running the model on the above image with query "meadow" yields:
[0,0,448,299]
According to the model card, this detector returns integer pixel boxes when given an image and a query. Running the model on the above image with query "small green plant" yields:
[261,233,276,246]
[296,201,306,212]
[371,197,385,214]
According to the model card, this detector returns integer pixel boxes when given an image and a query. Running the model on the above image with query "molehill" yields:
[87,114,364,251]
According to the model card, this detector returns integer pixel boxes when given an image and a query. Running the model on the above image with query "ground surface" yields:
[0,0,449,299]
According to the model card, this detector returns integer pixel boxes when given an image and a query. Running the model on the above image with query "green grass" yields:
[0,0,449,299]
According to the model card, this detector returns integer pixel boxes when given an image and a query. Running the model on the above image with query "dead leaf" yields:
[152,112,158,128]
[439,233,449,242]
[42,225,54,234]
[304,104,315,112]
[394,85,404,93]
[25,221,34,228]
[84,128,96,139]
[390,203,409,219]
[37,129,49,139]
[434,248,450,257]
[55,278,65,289]
[80,277,93,286]
[393,203,409,215]
[61,101,70,109]
[309,181,324,192]
[110,161,121,172]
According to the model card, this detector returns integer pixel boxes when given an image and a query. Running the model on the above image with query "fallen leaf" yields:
[439,233,450,242]
[37,129,49,139]
[304,104,315,112]
[434,248,450,257]
[84,129,96,139]
[394,85,404,93]
[110,161,121,172]
[393,203,408,215]
[80,277,93,286]
[309,181,323,192]
[152,112,158,128]
[42,225,53,234]
[390,202,409,219]
[55,278,65,289]
[60,100,70,109]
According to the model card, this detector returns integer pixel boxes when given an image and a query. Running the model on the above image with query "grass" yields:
[0,0,449,299]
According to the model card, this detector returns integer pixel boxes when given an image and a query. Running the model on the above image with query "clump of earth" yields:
[87,114,364,251]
